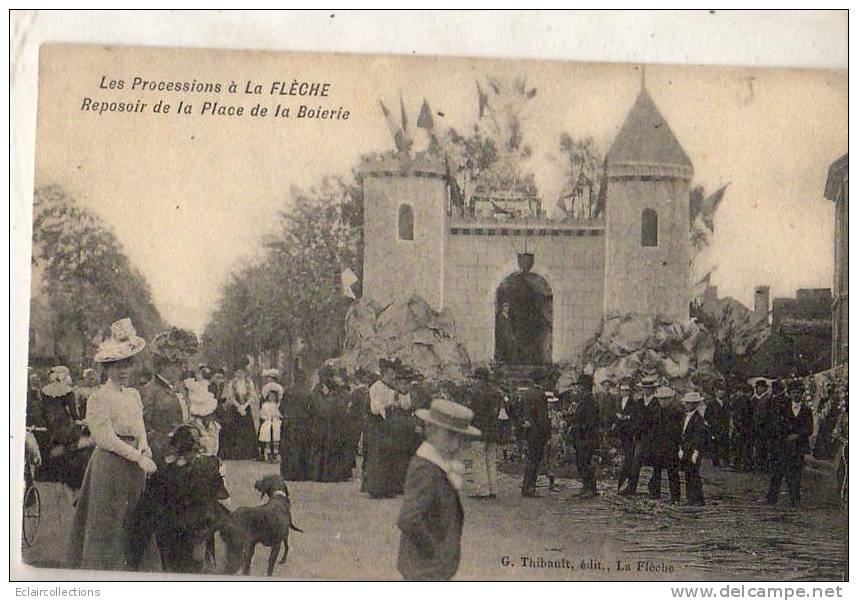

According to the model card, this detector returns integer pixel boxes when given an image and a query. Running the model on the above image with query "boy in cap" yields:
[397,398,481,580]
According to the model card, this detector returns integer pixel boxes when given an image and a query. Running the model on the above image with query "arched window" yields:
[641,208,658,247]
[398,204,414,241]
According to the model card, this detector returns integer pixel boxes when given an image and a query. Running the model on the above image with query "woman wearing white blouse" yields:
[67,319,157,570]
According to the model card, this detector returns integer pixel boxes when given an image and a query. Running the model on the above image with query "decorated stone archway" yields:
[494,255,553,365]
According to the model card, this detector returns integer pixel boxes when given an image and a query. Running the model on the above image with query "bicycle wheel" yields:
[22,485,41,547]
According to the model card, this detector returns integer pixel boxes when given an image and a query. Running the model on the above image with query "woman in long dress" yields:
[364,364,420,498]
[280,380,313,481]
[67,318,157,570]
[219,363,259,460]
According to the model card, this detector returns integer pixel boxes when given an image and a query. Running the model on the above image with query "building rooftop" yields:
[606,87,693,171]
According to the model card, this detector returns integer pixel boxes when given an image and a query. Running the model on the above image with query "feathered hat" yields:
[94,318,146,363]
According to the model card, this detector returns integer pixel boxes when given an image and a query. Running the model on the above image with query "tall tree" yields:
[30,185,163,366]
[202,175,363,374]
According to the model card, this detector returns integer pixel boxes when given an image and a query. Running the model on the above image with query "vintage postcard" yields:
[13,34,848,583]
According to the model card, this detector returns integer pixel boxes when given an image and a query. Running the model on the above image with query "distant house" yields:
[742,288,833,378]
[824,153,848,367]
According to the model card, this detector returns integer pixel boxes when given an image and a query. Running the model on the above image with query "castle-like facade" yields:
[360,86,694,365]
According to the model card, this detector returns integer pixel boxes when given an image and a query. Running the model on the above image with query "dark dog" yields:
[218,474,303,576]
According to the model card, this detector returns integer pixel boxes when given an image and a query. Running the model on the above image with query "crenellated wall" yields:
[442,219,605,364]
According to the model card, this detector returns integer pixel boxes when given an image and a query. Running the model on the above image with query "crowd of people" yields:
[22,315,846,578]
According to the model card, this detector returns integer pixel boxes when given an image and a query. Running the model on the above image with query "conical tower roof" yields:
[606,87,693,179]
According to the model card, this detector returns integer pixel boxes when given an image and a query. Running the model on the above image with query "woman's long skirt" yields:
[364,412,419,498]
[67,447,146,570]
[280,417,312,481]
[220,410,259,460]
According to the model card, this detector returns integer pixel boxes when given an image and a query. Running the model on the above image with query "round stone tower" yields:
[603,85,694,322]
[359,153,449,310]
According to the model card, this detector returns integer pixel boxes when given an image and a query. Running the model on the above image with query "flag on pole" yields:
[417,99,439,151]
[399,93,412,151]
[417,99,434,132]
[379,100,406,151]
[341,267,359,300]
[700,184,729,231]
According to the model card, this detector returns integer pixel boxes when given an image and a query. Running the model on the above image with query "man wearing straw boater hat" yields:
[678,391,709,505]
[621,376,681,503]
[396,398,481,581]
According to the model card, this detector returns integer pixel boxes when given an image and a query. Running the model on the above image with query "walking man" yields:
[397,398,481,581]
[621,378,680,503]
[705,383,730,468]
[469,367,503,499]
[567,373,600,499]
[520,373,550,497]
[728,382,755,471]
[751,378,773,471]
[678,391,708,505]
[612,379,640,492]
[765,379,813,507]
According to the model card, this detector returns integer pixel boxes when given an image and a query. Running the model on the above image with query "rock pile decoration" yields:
[330,294,471,381]
[575,313,720,392]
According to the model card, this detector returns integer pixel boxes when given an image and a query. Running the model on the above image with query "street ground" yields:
[19,454,847,581]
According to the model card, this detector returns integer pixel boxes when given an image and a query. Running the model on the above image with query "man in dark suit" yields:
[469,367,503,499]
[678,391,709,505]
[621,377,681,503]
[620,374,679,501]
[519,374,550,497]
[611,379,641,492]
[397,398,481,581]
[567,373,600,498]
[704,382,730,468]
[751,378,773,471]
[728,382,755,471]
[765,379,813,507]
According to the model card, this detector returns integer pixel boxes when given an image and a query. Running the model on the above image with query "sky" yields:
[33,45,847,334]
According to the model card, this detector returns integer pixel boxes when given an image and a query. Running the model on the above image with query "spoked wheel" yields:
[22,485,41,547]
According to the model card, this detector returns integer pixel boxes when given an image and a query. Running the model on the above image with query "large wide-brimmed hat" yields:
[682,391,705,405]
[416,398,481,437]
[639,373,659,388]
[654,386,676,399]
[42,365,73,397]
[186,379,218,417]
[151,327,199,364]
[262,381,285,401]
[94,318,147,363]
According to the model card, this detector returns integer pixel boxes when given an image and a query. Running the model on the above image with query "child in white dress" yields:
[258,382,284,462]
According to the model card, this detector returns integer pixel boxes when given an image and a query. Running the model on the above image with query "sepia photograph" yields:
[9,10,850,586]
